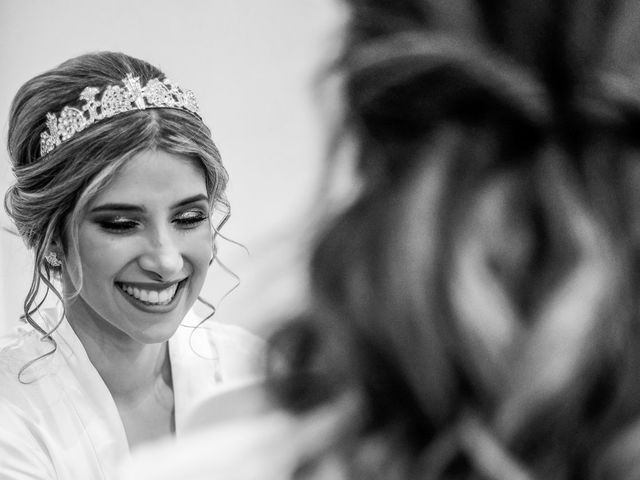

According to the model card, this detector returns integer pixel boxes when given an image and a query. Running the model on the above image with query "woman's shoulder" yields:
[0,309,64,372]
[204,320,265,351]
[0,323,51,378]
[206,321,266,379]
[1,322,40,350]
[0,325,60,426]
[171,313,267,391]
[178,311,266,361]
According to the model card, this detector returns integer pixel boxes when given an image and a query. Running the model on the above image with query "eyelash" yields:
[96,217,137,232]
[175,211,209,228]
[97,211,209,233]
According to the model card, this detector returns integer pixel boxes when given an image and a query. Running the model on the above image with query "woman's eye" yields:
[96,218,139,232]
[175,210,208,228]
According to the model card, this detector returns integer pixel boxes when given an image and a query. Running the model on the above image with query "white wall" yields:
[0,0,346,336]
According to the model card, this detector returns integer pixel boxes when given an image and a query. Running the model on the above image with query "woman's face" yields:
[63,149,213,344]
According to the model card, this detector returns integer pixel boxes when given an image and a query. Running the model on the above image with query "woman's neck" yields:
[63,302,169,401]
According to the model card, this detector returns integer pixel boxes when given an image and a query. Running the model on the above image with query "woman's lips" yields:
[115,279,186,308]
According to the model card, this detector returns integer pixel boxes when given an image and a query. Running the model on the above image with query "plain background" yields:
[0,0,346,336]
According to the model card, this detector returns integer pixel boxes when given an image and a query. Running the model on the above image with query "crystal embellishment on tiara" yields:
[39,74,201,157]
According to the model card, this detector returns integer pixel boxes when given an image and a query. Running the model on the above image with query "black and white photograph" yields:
[1,1,638,479]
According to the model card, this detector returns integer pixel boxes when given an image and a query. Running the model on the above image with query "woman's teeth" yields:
[118,282,180,305]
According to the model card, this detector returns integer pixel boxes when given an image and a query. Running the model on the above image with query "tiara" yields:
[39,74,201,157]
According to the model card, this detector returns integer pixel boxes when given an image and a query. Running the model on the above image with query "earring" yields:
[44,251,62,267]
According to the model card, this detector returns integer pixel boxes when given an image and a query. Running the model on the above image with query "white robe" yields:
[119,385,358,480]
[0,308,264,480]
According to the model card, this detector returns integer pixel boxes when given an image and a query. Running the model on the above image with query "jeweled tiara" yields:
[39,74,201,157]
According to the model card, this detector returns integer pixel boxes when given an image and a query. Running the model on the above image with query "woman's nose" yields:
[138,229,184,280]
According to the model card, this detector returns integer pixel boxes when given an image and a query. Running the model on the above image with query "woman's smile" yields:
[116,279,186,308]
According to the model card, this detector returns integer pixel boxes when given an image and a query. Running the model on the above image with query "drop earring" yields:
[44,251,62,267]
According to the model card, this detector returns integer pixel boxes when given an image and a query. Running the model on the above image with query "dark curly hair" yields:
[268,1,640,478]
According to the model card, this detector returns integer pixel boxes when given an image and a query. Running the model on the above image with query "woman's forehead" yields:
[89,150,208,209]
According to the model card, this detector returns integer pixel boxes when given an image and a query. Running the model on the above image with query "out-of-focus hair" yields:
[5,51,228,344]
[268,1,640,478]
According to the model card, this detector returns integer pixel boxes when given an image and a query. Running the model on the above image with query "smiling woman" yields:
[0,52,264,479]
[67,151,212,346]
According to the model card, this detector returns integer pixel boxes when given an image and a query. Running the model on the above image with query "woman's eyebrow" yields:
[171,194,209,209]
[90,194,209,213]
[89,203,144,213]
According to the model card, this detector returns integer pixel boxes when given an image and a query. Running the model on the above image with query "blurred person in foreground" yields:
[123,0,640,478]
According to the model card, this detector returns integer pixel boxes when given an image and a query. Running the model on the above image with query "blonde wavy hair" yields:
[267,1,640,478]
[5,52,229,373]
